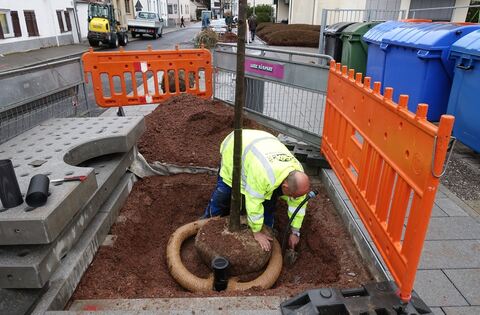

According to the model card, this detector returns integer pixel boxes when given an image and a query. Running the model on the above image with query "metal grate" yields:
[214,69,326,143]
[0,84,93,145]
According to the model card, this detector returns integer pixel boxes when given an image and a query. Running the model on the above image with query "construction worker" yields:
[203,129,311,252]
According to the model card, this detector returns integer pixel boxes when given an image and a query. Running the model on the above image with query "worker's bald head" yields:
[282,170,311,198]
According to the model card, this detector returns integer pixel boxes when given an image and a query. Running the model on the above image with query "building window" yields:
[64,11,72,31]
[0,10,12,39]
[125,0,131,14]
[186,6,189,15]
[214,1,220,7]
[174,4,178,14]
[24,10,39,37]
[181,4,183,14]
[168,4,173,14]
[56,11,65,33]
[467,0,480,22]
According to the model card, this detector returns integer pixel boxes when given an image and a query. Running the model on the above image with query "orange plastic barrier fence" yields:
[322,61,454,302]
[82,46,213,107]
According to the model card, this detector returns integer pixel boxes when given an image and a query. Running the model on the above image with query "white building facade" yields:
[167,0,191,25]
[0,0,80,55]
[210,0,274,19]
[136,0,168,25]
[280,0,472,25]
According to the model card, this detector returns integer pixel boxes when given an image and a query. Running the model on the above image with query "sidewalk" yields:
[0,26,189,73]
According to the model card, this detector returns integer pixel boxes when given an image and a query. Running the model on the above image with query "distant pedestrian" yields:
[248,15,257,41]
[180,16,186,28]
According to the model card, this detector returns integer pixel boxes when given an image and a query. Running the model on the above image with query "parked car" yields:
[210,18,227,35]
[127,11,164,39]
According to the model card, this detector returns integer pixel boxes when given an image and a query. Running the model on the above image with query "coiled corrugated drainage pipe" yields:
[166,219,283,292]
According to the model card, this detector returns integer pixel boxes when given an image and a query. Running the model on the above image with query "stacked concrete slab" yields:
[0,116,144,314]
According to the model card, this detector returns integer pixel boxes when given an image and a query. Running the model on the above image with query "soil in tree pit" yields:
[72,95,373,299]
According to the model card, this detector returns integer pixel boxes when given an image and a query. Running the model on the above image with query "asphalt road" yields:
[105,24,200,52]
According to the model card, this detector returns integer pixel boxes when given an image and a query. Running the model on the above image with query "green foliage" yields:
[194,29,218,49]
[247,4,274,23]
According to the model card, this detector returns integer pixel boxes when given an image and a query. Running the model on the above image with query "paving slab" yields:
[419,240,480,269]
[68,297,285,312]
[32,174,135,314]
[425,217,480,240]
[0,150,134,288]
[0,284,48,315]
[413,270,468,307]
[435,198,469,217]
[443,306,480,315]
[431,307,446,315]
[444,269,480,305]
[0,116,144,244]
[48,311,279,315]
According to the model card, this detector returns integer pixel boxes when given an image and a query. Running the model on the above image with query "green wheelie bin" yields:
[340,21,382,75]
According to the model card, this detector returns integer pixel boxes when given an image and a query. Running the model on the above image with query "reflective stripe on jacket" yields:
[219,129,308,232]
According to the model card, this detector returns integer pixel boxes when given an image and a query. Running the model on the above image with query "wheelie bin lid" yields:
[341,21,382,38]
[325,22,356,35]
[382,23,480,50]
[363,20,430,45]
[450,29,480,59]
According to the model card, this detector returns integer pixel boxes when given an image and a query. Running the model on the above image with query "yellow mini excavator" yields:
[87,0,128,48]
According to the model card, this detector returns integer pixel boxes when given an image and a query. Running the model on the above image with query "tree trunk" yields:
[229,0,247,232]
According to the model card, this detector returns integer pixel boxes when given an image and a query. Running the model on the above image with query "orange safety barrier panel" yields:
[322,61,454,302]
[82,46,213,107]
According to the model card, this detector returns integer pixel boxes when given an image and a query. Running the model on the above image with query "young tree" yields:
[229,0,247,232]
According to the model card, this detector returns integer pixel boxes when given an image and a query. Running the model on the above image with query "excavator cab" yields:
[87,2,127,48]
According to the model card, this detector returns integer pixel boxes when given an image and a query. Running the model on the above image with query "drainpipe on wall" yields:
[73,0,82,43]
[288,0,292,23]
[48,0,60,47]
[312,0,316,24]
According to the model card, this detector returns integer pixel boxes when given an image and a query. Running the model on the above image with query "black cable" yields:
[281,190,318,254]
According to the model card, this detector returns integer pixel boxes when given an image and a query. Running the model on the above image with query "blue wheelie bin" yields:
[381,23,480,121]
[447,29,480,152]
[363,20,431,91]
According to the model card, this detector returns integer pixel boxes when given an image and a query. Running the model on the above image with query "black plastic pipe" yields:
[212,256,229,291]
[0,159,24,209]
[281,190,318,254]
[26,174,50,208]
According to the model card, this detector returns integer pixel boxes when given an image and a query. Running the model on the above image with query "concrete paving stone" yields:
[0,284,47,315]
[0,117,144,245]
[346,199,359,219]
[32,174,136,314]
[68,297,286,312]
[430,204,449,217]
[425,217,480,240]
[444,269,480,305]
[419,240,480,269]
[356,218,372,243]
[47,311,280,315]
[443,306,480,314]
[435,199,469,217]
[430,307,446,315]
[413,270,468,307]
[0,150,134,288]
[435,189,449,200]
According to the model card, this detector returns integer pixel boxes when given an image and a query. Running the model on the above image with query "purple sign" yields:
[245,59,285,79]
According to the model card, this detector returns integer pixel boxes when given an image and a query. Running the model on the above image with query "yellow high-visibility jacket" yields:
[219,129,308,232]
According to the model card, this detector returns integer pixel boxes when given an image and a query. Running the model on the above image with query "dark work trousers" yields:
[203,175,283,228]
